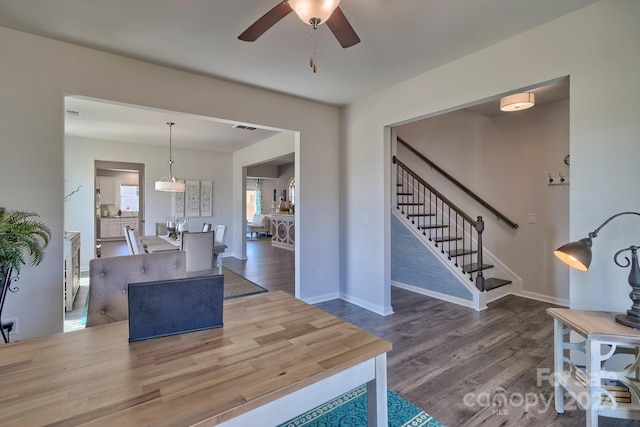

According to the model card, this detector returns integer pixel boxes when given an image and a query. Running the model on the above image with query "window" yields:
[246,189,256,220]
[120,185,139,212]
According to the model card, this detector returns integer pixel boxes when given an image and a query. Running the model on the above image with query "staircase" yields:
[392,155,513,308]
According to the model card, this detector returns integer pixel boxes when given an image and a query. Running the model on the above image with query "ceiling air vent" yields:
[233,124,257,131]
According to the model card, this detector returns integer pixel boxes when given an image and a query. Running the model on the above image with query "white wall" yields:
[0,27,339,341]
[65,136,234,271]
[341,0,640,313]
[397,100,570,305]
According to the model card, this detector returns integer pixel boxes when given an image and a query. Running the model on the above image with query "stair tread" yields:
[407,213,435,217]
[419,225,448,229]
[433,236,462,242]
[448,249,477,257]
[397,202,422,206]
[484,278,512,291]
[462,263,494,272]
[397,192,413,196]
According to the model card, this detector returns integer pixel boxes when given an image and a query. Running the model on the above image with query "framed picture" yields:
[200,180,213,217]
[172,184,185,217]
[185,180,200,217]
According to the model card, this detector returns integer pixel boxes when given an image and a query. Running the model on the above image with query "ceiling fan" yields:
[238,0,360,49]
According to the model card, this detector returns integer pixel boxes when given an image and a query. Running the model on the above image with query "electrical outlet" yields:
[2,317,17,337]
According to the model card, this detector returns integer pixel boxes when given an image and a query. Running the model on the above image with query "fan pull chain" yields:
[309,27,317,73]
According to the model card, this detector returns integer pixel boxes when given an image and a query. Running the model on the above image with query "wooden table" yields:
[0,291,392,426]
[548,308,640,427]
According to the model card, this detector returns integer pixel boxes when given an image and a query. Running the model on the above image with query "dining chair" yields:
[214,225,227,245]
[202,223,212,232]
[156,222,168,236]
[181,231,215,272]
[123,225,135,255]
[128,227,146,255]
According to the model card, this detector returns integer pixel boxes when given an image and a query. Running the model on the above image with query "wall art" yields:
[200,180,212,217]
[185,180,200,217]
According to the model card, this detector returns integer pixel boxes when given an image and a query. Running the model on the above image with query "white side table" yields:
[548,308,640,427]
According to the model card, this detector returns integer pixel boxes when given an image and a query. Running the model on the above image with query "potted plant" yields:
[0,207,51,343]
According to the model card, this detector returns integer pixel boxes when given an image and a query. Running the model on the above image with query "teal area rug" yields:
[278,385,445,427]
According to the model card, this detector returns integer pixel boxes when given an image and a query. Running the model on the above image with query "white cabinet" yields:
[63,232,81,312]
[100,218,109,238]
[97,176,118,205]
[99,217,138,239]
[108,220,121,237]
[121,218,136,234]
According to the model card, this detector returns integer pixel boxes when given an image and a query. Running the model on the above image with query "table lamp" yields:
[554,211,640,330]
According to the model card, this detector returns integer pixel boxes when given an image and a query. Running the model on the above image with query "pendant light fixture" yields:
[155,122,185,192]
[500,92,535,112]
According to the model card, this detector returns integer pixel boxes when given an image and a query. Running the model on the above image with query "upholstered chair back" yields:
[181,231,214,272]
[87,251,189,327]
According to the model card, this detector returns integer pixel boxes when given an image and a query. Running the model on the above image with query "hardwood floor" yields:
[92,237,639,426]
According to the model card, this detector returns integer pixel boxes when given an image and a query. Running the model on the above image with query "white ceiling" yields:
[1,0,587,150]
[64,96,281,152]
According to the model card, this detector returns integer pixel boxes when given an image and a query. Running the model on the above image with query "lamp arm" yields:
[589,211,640,239]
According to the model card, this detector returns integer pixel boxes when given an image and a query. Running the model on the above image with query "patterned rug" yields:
[278,385,444,427]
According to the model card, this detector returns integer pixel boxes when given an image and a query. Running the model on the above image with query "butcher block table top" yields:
[0,291,391,426]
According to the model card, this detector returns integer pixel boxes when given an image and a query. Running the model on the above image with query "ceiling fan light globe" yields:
[289,0,340,26]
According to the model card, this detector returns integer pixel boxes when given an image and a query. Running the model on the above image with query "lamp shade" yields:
[288,0,340,25]
[155,177,185,192]
[553,238,593,272]
[500,92,535,112]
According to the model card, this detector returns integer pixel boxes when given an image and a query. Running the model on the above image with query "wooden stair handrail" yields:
[397,137,519,229]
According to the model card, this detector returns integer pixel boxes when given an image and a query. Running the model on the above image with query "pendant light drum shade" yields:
[155,177,185,192]
[288,0,340,26]
[500,92,535,112]
[155,122,185,193]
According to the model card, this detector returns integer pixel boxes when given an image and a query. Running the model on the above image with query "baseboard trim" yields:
[339,293,394,316]
[392,280,477,310]
[302,292,340,305]
[517,290,569,307]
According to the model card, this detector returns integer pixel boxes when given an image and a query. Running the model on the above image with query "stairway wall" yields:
[391,214,473,301]
[395,99,569,306]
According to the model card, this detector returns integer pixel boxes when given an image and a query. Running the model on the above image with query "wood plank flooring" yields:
[93,238,639,426]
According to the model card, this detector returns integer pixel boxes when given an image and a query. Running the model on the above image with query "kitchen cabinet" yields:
[100,217,138,239]
[108,220,122,237]
[100,218,109,238]
[97,176,118,205]
[121,218,136,233]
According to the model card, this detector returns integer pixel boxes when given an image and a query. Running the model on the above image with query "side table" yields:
[547,308,640,427]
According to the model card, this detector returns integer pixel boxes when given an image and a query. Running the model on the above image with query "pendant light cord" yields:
[167,122,175,179]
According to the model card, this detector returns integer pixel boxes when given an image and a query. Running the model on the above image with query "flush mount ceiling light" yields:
[500,92,535,112]
[155,122,185,192]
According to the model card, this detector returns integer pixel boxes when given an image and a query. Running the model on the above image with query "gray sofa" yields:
[86,251,218,327]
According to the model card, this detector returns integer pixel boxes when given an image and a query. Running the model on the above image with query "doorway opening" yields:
[94,160,145,258]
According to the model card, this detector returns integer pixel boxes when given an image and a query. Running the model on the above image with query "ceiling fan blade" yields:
[238,2,293,42]
[325,6,360,48]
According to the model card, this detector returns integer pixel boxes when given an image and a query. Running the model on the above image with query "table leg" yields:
[586,338,599,427]
[553,318,565,413]
[367,353,388,427]
[215,253,222,275]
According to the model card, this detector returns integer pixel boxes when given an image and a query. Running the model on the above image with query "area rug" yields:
[221,267,268,299]
[277,385,444,427]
